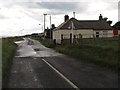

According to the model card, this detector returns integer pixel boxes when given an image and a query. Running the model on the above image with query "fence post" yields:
[53,39,56,46]
[93,34,95,44]
[61,34,63,44]
[79,34,82,44]
[70,33,72,44]
[73,35,76,44]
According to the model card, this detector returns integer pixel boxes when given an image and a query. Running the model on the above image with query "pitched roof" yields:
[54,18,113,31]
[113,21,120,30]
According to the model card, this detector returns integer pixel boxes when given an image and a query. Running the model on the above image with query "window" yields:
[96,32,99,34]
[96,32,99,37]
[103,31,107,37]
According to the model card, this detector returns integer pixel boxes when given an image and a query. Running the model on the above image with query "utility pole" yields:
[45,14,52,44]
[38,24,41,37]
[71,21,74,43]
[43,14,47,39]
[50,15,51,44]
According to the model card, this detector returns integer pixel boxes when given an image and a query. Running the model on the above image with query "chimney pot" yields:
[51,24,55,29]
[64,15,69,22]
[99,14,103,20]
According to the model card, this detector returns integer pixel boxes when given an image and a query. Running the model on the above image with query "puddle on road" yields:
[34,48,40,51]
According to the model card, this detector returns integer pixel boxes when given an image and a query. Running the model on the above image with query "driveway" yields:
[6,38,118,89]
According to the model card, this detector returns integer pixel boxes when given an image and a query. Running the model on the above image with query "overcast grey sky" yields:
[0,0,119,37]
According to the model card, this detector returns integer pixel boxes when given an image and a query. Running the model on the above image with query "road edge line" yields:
[42,58,80,90]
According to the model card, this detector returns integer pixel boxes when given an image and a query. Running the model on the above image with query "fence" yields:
[61,33,120,45]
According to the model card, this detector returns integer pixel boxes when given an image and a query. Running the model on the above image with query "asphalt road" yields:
[6,38,118,89]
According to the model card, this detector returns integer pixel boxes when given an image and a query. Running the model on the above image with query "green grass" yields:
[89,39,119,51]
[55,44,119,71]
[2,36,22,87]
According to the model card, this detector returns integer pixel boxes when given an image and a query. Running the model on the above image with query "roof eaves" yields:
[53,19,71,31]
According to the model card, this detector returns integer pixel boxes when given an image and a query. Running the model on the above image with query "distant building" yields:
[53,14,114,44]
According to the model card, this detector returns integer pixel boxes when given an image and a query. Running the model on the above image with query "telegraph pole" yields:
[38,24,41,36]
[50,15,51,44]
[43,14,47,39]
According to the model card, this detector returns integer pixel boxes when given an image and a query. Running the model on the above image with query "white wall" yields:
[53,29,93,43]
[93,30,113,38]
[118,30,120,35]
[53,29,114,44]
[53,30,61,44]
[108,30,114,37]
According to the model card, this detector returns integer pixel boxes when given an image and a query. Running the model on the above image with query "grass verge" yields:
[55,44,119,71]
[2,36,22,87]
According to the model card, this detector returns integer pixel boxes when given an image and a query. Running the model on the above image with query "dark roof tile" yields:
[113,21,120,30]
[54,18,113,31]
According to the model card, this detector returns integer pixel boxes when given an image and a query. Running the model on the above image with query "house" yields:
[113,21,120,36]
[53,14,114,44]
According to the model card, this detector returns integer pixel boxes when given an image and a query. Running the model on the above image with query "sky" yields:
[0,0,119,37]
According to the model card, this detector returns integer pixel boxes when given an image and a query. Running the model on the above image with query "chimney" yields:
[99,14,103,20]
[51,24,55,29]
[73,12,75,18]
[64,15,69,22]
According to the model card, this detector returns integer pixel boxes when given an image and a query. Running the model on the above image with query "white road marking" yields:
[42,58,80,90]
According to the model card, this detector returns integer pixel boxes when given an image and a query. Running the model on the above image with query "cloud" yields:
[16,2,89,14]
[0,0,119,37]
[37,2,78,11]
[19,1,118,15]
[37,2,89,14]
[118,1,120,21]
[119,1,120,9]
[18,2,41,9]
[0,14,9,19]
[107,2,118,10]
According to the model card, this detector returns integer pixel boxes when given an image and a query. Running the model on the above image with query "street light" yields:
[43,14,52,43]
[46,14,52,43]
[38,24,41,36]
[49,15,52,44]
[43,14,47,39]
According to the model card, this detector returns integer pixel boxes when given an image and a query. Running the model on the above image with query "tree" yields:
[100,14,112,25]
[107,20,112,25]
[103,17,108,21]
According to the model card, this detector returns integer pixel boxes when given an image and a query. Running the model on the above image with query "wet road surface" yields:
[8,57,73,88]
[6,38,118,89]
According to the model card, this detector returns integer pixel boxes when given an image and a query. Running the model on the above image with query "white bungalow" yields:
[53,14,113,44]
